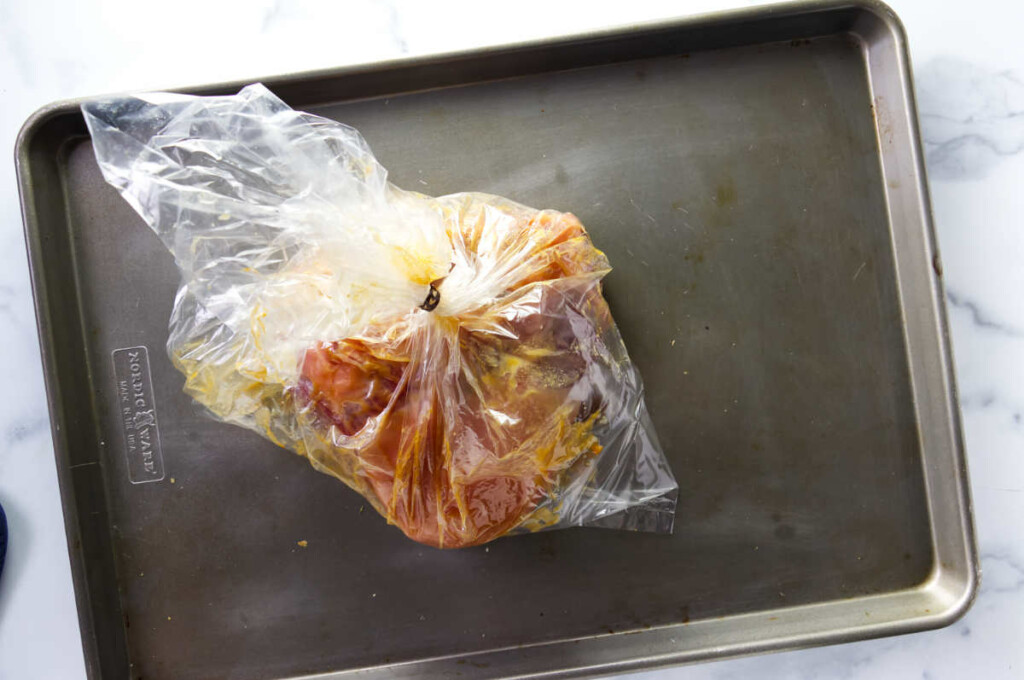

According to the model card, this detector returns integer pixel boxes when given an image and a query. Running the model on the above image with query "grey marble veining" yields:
[945,288,1022,337]
[917,57,1024,181]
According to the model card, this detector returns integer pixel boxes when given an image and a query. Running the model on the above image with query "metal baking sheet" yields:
[16,1,978,678]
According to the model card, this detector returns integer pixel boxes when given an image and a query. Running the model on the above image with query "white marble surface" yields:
[0,1,1020,678]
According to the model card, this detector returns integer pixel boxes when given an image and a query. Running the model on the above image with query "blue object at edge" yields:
[0,500,7,582]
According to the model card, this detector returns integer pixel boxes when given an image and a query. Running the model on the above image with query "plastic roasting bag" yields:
[83,84,678,548]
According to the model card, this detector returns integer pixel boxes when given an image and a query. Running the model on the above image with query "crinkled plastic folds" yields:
[83,84,678,548]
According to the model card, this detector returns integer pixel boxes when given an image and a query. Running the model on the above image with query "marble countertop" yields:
[0,1,1020,678]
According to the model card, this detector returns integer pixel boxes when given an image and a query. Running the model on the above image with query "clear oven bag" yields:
[83,84,677,548]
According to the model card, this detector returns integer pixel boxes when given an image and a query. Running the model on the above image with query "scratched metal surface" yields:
[17,2,976,678]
